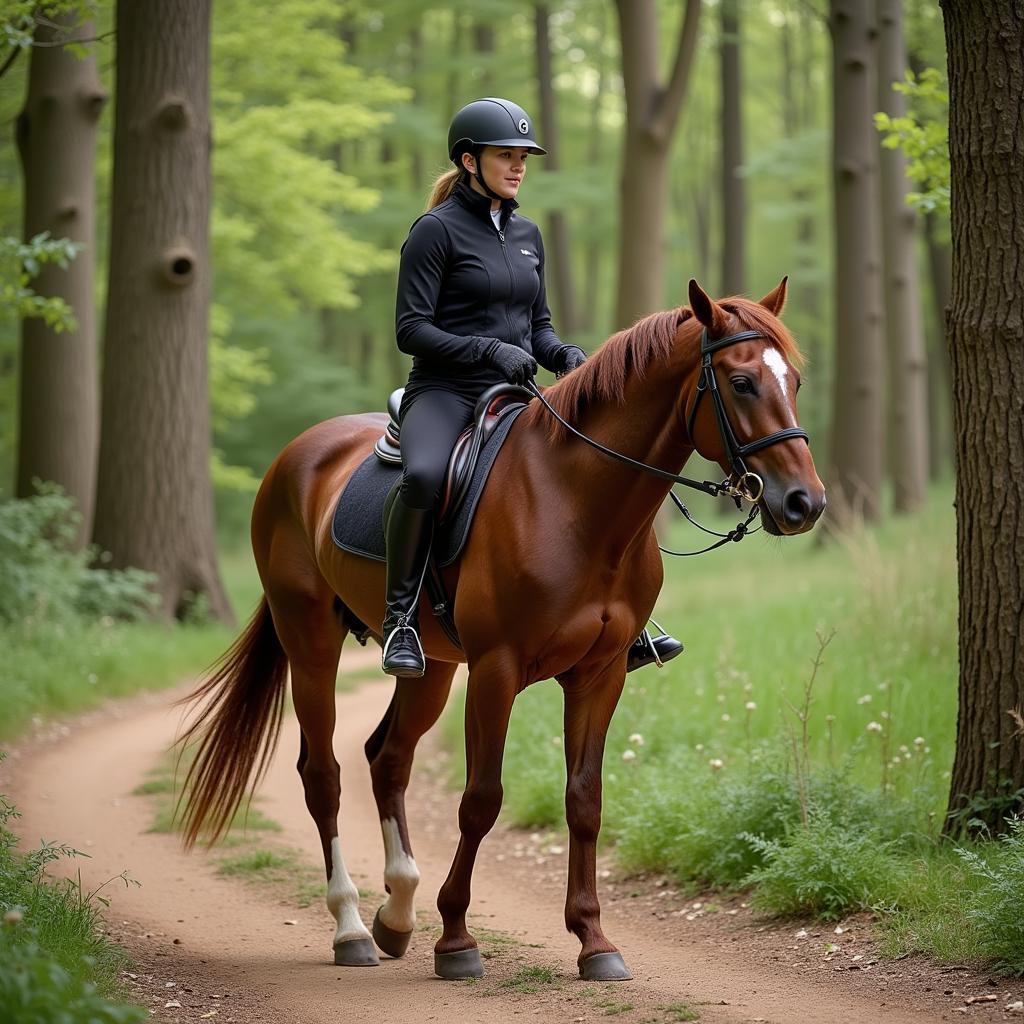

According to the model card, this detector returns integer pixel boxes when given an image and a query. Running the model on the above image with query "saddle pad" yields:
[330,404,526,567]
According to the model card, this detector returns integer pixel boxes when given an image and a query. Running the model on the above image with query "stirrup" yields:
[626,625,684,673]
[381,619,425,677]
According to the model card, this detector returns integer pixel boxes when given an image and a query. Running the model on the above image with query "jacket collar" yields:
[452,175,518,228]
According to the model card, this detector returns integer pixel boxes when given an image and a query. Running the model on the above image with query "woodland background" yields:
[4,1,1024,1014]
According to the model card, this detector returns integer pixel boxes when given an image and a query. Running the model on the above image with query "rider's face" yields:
[463,146,529,203]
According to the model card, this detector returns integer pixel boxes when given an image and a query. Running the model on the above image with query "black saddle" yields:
[373,382,533,523]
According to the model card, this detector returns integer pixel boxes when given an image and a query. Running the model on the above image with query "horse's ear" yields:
[688,279,729,335]
[758,276,789,317]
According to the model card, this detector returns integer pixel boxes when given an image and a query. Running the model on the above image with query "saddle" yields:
[373,382,533,523]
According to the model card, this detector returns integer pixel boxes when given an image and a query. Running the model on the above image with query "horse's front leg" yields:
[434,648,521,980]
[562,657,633,981]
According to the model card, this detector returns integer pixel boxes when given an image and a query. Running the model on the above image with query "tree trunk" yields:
[877,0,928,513]
[447,12,464,118]
[828,0,885,523]
[613,0,701,329]
[580,6,608,332]
[923,209,953,480]
[15,15,106,547]
[92,0,231,623]
[474,21,495,95]
[534,3,577,334]
[719,0,745,296]
[941,0,1024,834]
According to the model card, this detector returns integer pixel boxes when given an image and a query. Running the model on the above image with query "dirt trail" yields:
[1,664,984,1024]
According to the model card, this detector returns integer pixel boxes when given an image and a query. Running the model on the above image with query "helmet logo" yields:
[518,118,529,134]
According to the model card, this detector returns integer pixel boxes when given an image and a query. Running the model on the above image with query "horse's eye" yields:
[731,377,754,396]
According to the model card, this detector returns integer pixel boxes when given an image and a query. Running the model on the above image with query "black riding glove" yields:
[555,345,588,377]
[480,339,538,386]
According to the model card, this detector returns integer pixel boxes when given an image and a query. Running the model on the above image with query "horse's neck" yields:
[552,356,698,564]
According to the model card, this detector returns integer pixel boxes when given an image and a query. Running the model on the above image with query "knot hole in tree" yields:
[161,246,196,287]
[156,97,190,133]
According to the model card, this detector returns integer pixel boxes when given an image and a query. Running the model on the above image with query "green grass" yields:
[656,1003,699,1022]
[0,547,262,740]
[498,965,558,993]
[439,487,1019,967]
[0,788,144,1020]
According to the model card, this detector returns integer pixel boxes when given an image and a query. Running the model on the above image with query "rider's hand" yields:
[480,339,538,386]
[555,345,587,378]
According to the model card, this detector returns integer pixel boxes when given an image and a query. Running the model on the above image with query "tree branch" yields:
[0,45,21,80]
[647,0,702,146]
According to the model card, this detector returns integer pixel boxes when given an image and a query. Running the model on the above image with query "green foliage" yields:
[0,785,143,1017]
[0,232,81,331]
[0,486,158,625]
[742,812,907,920]
[875,68,950,214]
[956,818,1024,975]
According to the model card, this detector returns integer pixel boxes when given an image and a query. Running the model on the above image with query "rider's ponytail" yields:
[426,167,462,211]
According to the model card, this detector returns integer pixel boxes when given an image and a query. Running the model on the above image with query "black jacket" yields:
[395,177,567,397]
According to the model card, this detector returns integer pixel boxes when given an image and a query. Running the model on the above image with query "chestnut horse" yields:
[177,278,825,982]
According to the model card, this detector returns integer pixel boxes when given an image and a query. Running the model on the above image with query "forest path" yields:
[2,660,970,1024]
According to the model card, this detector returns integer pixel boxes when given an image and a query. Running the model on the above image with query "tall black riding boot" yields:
[381,493,434,677]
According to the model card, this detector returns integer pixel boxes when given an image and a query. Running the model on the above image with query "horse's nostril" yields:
[783,487,812,527]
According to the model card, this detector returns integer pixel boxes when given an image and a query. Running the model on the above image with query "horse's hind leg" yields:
[270,582,377,967]
[365,659,456,958]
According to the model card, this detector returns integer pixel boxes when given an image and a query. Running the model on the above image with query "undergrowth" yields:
[0,779,144,1020]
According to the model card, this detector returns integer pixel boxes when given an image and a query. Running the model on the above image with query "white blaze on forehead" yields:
[762,347,789,398]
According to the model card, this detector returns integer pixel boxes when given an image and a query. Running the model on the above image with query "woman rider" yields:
[383,96,683,678]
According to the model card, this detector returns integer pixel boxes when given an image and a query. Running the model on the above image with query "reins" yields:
[526,325,810,558]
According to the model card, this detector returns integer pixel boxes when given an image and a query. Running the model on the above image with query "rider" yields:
[383,96,684,677]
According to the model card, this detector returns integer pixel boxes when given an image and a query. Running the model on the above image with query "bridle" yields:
[527,324,810,556]
[686,328,809,505]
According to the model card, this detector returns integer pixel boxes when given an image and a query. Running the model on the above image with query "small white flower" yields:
[721,713,731,722]
[866,721,883,733]
[913,736,925,748]
[628,733,645,746]
[551,736,562,747]
[880,710,890,719]
[621,749,637,762]
[708,758,724,771]
[745,701,757,711]
[825,714,836,723]
[898,745,909,754]
[857,694,872,705]
[695,743,705,753]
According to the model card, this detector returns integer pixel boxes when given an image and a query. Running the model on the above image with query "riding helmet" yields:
[447,97,547,164]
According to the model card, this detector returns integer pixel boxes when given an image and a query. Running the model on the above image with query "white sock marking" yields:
[378,817,420,934]
[762,347,789,398]
[327,835,371,946]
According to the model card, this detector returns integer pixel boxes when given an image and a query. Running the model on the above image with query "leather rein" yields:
[527,327,810,557]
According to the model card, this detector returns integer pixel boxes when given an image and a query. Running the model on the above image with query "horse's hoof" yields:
[372,907,413,959]
[579,951,632,981]
[434,946,484,980]
[333,935,380,967]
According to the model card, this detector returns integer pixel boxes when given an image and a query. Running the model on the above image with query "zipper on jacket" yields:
[497,226,517,345]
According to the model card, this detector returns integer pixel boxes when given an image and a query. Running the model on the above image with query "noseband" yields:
[685,328,809,503]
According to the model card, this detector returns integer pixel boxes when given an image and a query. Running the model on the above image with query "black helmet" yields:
[447,97,547,164]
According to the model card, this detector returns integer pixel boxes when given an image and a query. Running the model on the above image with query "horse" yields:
[176,277,825,982]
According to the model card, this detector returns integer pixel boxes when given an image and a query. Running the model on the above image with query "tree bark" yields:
[534,3,577,334]
[15,15,106,547]
[877,0,929,513]
[923,210,953,479]
[828,0,885,523]
[92,0,231,623]
[580,5,608,332]
[941,0,1024,834]
[719,0,745,296]
[613,0,701,329]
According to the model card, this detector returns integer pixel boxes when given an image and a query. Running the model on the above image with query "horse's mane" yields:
[532,296,803,443]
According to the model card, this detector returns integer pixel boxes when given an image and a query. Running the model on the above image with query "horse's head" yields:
[683,278,826,536]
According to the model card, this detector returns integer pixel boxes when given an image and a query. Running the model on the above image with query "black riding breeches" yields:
[398,388,477,510]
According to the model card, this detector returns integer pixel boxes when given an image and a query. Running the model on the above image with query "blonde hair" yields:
[426,167,462,211]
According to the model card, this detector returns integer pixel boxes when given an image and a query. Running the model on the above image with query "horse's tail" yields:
[174,596,289,848]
